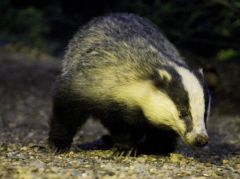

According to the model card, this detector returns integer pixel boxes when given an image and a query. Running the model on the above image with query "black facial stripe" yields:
[152,66,193,132]
[193,70,204,87]
[203,83,210,125]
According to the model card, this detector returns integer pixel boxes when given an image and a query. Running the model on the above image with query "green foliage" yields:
[0,0,239,59]
[127,0,240,60]
[217,49,239,61]
[0,0,49,51]
[13,7,49,47]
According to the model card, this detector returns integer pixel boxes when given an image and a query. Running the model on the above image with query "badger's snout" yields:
[191,134,209,147]
[185,132,209,147]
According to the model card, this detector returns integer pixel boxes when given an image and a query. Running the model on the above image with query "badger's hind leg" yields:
[48,89,88,153]
[138,129,178,155]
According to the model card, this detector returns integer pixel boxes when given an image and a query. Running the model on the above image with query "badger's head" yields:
[142,65,211,147]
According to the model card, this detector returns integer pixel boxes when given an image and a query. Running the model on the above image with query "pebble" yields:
[170,153,182,164]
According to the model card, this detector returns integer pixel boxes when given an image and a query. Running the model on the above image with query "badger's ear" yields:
[158,69,172,82]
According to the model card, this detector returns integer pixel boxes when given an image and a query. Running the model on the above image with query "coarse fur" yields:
[48,13,211,155]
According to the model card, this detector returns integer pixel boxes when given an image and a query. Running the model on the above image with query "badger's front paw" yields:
[48,138,71,154]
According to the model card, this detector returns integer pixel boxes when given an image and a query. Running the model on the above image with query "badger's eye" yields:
[179,111,188,118]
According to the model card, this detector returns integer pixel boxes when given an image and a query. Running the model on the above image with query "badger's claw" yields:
[112,146,138,157]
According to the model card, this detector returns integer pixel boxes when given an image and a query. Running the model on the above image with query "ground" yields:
[0,52,239,179]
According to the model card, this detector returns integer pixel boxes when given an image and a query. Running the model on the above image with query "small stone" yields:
[222,159,228,164]
[170,153,182,164]
[149,168,157,173]
[20,147,28,151]
[138,157,146,163]
[203,173,210,176]
[82,173,88,177]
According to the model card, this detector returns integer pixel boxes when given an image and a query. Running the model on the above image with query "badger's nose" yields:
[192,134,209,147]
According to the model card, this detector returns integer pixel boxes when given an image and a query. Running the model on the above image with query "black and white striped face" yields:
[153,65,211,147]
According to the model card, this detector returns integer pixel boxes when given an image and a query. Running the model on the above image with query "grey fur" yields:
[63,13,185,75]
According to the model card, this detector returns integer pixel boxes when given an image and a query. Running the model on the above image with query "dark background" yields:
[0,0,240,112]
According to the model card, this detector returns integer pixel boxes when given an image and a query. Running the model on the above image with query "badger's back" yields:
[63,13,185,73]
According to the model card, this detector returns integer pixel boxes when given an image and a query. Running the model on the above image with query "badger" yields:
[48,13,211,155]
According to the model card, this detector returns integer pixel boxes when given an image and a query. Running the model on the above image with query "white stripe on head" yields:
[174,66,207,135]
